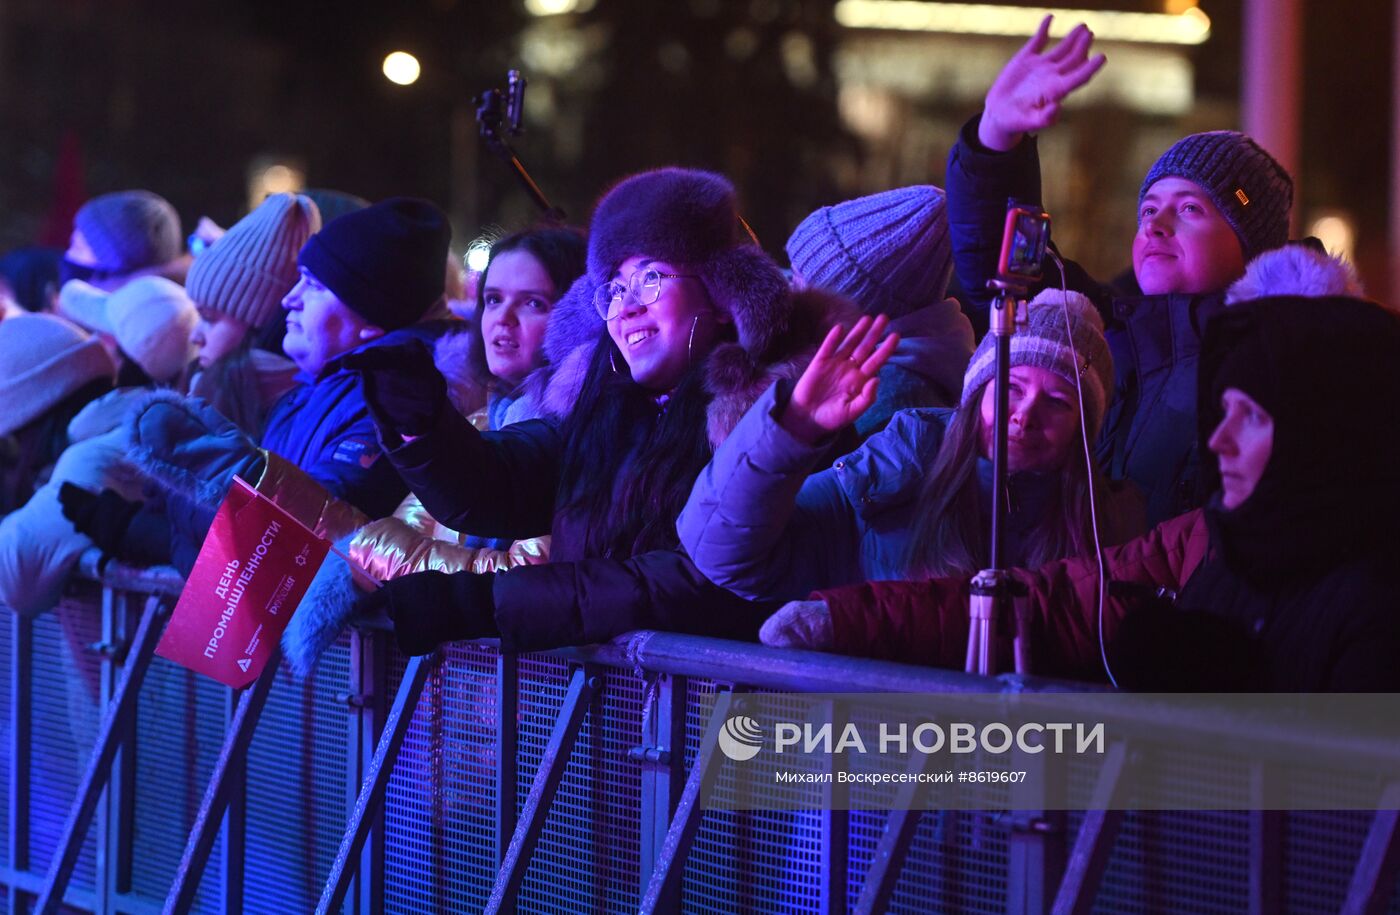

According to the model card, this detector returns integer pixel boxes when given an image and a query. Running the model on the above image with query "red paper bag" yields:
[157,477,331,687]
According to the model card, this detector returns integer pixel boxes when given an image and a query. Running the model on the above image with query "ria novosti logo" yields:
[717,715,764,761]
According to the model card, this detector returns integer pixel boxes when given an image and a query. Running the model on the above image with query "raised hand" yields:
[779,314,900,445]
[978,15,1107,152]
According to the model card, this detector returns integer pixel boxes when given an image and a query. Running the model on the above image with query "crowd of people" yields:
[1,17,1396,692]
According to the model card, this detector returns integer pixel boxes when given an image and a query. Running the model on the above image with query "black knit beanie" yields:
[296,197,450,330]
[1140,131,1292,262]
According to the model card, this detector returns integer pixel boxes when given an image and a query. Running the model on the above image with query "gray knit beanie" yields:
[785,185,952,320]
[0,314,116,435]
[1139,131,1292,261]
[187,193,322,329]
[73,190,183,273]
[960,289,1114,440]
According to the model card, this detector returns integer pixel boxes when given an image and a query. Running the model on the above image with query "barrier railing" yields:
[1,555,1398,914]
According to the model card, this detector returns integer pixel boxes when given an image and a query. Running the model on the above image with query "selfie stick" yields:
[965,204,1047,677]
[476,70,566,222]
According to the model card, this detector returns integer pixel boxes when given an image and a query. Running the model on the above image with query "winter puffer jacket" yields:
[260,322,454,520]
[678,384,1126,603]
[816,295,1400,692]
[0,388,155,615]
[346,405,550,581]
[946,113,1223,526]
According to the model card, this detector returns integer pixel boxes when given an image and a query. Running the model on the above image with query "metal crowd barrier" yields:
[0,555,1397,914]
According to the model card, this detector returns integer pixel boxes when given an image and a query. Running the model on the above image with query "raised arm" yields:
[977,16,1106,153]
[333,340,563,540]
[679,318,898,601]
[946,16,1109,324]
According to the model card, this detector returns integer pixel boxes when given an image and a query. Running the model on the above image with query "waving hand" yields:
[778,315,900,445]
[978,15,1108,152]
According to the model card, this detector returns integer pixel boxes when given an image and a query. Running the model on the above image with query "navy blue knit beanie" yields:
[1140,131,1292,261]
[297,197,450,330]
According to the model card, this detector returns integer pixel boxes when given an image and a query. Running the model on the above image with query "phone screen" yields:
[998,206,1051,283]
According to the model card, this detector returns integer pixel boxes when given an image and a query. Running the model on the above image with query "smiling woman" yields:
[338,167,857,658]
[600,256,729,391]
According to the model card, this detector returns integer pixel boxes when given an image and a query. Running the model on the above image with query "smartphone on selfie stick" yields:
[966,202,1051,678]
[476,70,566,223]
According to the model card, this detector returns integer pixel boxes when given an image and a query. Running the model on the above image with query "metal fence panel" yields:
[241,635,355,914]
[381,644,500,914]
[129,655,229,912]
[27,600,103,893]
[513,655,644,914]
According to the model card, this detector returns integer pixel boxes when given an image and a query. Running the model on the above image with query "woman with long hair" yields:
[184,193,322,436]
[336,167,854,655]
[679,288,1137,603]
[762,290,1400,691]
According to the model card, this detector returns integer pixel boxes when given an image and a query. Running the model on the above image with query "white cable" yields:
[1045,250,1119,689]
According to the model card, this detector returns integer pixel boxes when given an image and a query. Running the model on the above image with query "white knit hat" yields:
[57,276,197,382]
[961,289,1114,440]
[0,313,116,435]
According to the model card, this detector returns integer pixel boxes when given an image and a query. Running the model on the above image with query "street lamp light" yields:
[382,51,422,86]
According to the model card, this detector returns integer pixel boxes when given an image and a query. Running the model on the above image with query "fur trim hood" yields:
[703,286,860,447]
[1226,243,1365,304]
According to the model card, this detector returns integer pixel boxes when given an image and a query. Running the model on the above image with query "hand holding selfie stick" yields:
[965,202,1049,677]
[476,70,565,223]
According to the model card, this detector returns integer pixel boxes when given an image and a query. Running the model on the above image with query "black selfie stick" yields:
[964,203,1048,678]
[476,70,565,223]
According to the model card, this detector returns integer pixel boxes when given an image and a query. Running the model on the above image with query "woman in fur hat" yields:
[679,288,1140,606]
[335,167,856,656]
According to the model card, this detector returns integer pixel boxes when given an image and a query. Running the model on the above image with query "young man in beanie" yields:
[123,198,454,562]
[785,185,974,437]
[945,15,1294,525]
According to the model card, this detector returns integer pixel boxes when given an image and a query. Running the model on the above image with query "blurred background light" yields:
[382,51,422,86]
[833,2,1211,45]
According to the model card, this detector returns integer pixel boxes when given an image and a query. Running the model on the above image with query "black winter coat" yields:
[387,400,768,653]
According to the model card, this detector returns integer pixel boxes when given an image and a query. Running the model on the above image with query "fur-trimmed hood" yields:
[702,286,860,448]
[1226,243,1365,304]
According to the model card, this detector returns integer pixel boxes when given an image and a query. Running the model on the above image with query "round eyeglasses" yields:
[593,268,700,321]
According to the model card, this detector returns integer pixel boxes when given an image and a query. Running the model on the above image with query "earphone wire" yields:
[1046,249,1119,689]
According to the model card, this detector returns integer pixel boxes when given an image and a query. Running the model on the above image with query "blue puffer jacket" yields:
[945,113,1220,525]
[261,323,451,520]
[677,382,1066,602]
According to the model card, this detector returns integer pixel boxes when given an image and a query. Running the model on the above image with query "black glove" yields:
[59,482,144,555]
[356,569,499,656]
[327,340,447,441]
